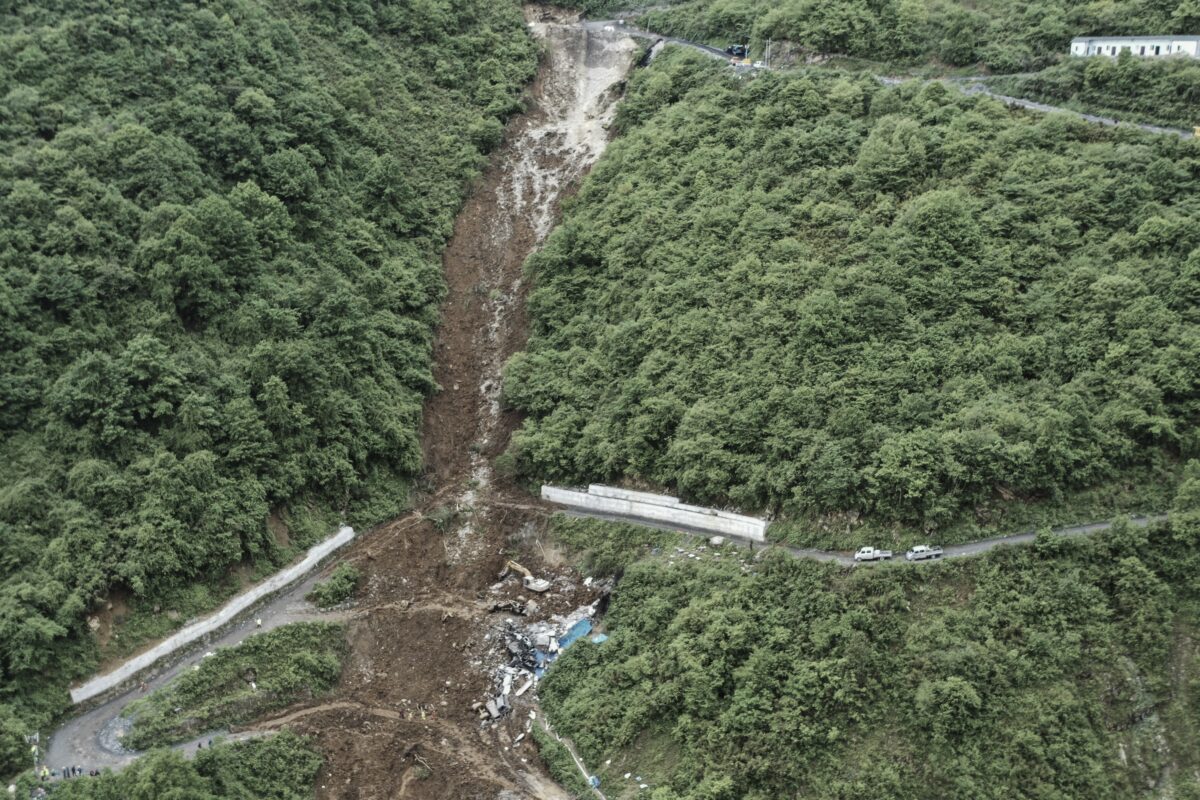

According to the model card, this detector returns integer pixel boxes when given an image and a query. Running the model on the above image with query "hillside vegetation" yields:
[990,53,1200,130]
[0,0,535,773]
[583,0,1200,72]
[504,49,1200,540]
[540,469,1200,799]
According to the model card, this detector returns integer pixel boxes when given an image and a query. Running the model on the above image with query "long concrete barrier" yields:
[70,525,356,705]
[542,485,767,541]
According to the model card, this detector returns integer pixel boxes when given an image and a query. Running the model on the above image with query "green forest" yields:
[990,53,1200,130]
[586,0,1200,72]
[504,48,1200,540]
[540,469,1200,799]
[0,0,535,775]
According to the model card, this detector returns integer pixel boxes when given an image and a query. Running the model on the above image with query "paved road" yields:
[43,567,352,777]
[32,16,1182,784]
[585,18,763,73]
[565,508,1168,566]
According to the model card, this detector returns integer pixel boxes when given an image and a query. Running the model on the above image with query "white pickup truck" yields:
[905,545,944,561]
[854,547,893,562]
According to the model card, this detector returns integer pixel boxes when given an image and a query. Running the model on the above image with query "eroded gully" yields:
[45,11,641,800]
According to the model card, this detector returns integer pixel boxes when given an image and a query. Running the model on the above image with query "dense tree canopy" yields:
[504,49,1200,537]
[0,0,535,773]
[580,0,1200,72]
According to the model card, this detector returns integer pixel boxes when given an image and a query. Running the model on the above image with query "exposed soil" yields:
[89,589,131,655]
[248,10,642,799]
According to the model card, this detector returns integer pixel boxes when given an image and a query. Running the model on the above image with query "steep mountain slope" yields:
[542,500,1200,799]
[0,0,535,772]
[504,49,1200,541]
[989,54,1200,130]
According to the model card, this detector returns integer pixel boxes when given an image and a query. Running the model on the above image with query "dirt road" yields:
[43,11,1184,795]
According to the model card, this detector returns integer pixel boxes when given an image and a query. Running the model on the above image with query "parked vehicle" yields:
[853,546,893,562]
[725,44,748,57]
[905,545,944,561]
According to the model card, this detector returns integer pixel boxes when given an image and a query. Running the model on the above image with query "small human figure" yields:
[197,742,203,750]
[255,618,262,628]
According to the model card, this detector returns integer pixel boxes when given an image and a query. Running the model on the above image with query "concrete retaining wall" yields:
[542,485,767,541]
[70,526,356,705]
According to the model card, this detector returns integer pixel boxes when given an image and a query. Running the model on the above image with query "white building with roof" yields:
[1070,36,1200,58]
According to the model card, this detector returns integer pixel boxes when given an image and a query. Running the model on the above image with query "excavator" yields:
[500,560,552,593]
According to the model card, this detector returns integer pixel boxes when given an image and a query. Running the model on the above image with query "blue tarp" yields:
[590,633,609,644]
[558,619,593,650]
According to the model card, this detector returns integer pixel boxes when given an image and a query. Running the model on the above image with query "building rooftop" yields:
[1070,35,1200,43]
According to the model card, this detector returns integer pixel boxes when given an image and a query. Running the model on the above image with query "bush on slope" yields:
[615,0,1200,72]
[990,52,1200,130]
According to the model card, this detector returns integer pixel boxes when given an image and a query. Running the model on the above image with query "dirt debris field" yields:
[242,10,641,799]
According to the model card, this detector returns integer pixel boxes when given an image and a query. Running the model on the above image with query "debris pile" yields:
[475,596,611,725]
[489,599,529,616]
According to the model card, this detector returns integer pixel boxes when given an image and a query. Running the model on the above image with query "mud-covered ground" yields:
[251,10,640,799]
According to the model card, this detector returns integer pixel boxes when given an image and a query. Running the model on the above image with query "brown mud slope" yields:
[255,10,641,799]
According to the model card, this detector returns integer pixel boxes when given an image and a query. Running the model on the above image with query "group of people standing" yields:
[37,765,99,780]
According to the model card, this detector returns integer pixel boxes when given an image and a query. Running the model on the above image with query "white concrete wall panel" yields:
[542,485,767,541]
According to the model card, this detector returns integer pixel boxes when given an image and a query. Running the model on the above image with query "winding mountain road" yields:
[955,80,1194,139]
[563,508,1169,566]
[41,502,1167,782]
[583,19,727,60]
[592,19,1195,139]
